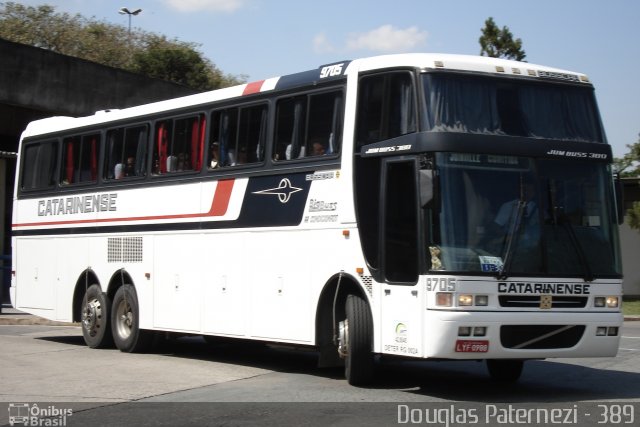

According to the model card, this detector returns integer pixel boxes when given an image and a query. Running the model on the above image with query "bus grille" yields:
[499,295,588,308]
[500,325,585,349]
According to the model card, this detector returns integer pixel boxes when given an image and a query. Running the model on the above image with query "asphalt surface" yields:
[1,306,639,426]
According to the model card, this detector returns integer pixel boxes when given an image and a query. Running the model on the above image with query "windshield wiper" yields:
[549,179,594,282]
[497,180,528,281]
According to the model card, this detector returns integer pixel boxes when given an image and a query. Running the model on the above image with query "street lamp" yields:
[118,7,142,36]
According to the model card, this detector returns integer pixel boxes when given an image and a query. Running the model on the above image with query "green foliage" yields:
[479,17,526,61]
[628,202,640,231]
[0,2,244,90]
[623,297,640,316]
[613,134,640,178]
[614,134,640,232]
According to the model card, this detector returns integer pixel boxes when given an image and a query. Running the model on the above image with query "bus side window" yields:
[61,134,99,185]
[209,109,238,168]
[155,117,202,173]
[273,91,342,161]
[274,96,306,161]
[306,91,343,157]
[21,140,59,190]
[356,72,416,150]
[209,105,266,169]
[106,125,148,180]
[237,104,267,165]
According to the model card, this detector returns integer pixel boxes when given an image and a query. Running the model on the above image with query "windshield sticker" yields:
[479,256,504,273]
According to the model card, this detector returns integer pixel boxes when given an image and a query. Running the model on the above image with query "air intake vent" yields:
[501,324,585,349]
[108,237,143,263]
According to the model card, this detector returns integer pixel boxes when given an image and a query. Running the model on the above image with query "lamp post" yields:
[118,7,142,37]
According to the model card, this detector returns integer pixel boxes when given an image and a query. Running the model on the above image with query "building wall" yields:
[0,38,198,119]
[0,38,199,304]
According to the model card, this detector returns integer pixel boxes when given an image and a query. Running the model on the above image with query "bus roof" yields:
[21,53,590,140]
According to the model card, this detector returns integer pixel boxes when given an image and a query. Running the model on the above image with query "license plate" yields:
[455,340,489,353]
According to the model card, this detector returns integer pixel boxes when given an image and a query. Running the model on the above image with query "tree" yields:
[0,2,243,90]
[614,134,640,178]
[479,17,526,61]
[131,36,242,90]
[614,134,640,231]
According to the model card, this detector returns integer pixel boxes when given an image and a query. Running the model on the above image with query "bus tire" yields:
[111,284,152,353]
[344,294,374,386]
[486,359,524,383]
[81,284,114,348]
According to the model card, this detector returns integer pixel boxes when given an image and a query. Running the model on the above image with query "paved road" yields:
[1,323,639,426]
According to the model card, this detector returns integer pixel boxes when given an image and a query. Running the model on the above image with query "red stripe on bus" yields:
[12,179,236,228]
[242,80,265,95]
[208,179,234,216]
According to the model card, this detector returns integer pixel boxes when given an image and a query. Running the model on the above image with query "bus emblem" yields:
[253,178,303,204]
[540,295,553,309]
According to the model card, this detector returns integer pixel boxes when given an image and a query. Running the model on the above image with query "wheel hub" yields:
[338,319,349,358]
[115,300,133,339]
[82,299,101,335]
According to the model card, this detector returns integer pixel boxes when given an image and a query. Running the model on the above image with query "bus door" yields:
[379,157,424,358]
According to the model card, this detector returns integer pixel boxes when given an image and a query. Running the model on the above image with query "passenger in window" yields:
[125,156,135,177]
[238,148,248,165]
[177,153,191,171]
[115,163,125,179]
[210,143,220,168]
[312,141,326,156]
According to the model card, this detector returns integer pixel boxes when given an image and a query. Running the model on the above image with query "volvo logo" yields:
[253,178,303,204]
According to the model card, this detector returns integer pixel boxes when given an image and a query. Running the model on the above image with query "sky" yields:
[15,0,640,157]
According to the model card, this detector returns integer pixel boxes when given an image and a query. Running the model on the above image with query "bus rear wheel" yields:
[111,284,152,353]
[486,359,524,383]
[81,284,113,348]
[340,294,374,386]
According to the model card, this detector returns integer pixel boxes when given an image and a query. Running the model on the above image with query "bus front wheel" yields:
[486,359,524,383]
[111,284,152,353]
[340,294,374,386]
[81,284,113,348]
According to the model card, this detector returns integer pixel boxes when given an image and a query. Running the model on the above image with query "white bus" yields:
[11,54,623,385]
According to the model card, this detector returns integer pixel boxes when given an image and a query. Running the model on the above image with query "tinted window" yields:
[209,104,267,169]
[21,141,59,190]
[105,125,148,180]
[273,90,343,161]
[153,115,205,174]
[356,72,416,149]
[62,133,100,185]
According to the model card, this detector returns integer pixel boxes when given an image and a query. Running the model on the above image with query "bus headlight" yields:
[436,292,453,307]
[475,295,489,306]
[594,296,619,308]
[458,295,473,306]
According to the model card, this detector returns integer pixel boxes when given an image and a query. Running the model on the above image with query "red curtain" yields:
[190,116,206,171]
[157,123,168,173]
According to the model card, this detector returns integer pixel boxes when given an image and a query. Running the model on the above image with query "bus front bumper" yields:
[421,310,623,359]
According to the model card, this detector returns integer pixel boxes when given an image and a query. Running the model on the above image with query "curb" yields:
[0,314,78,327]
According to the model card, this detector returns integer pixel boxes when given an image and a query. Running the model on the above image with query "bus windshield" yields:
[425,153,621,278]
[422,73,605,143]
